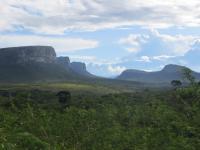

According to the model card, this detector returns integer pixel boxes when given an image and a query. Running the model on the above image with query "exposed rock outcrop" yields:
[0,46,95,83]
[0,46,56,65]
[70,62,94,77]
[0,46,76,83]
[56,57,70,66]
[56,57,95,77]
[70,62,86,73]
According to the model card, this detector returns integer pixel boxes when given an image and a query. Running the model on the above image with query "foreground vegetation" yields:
[0,71,200,150]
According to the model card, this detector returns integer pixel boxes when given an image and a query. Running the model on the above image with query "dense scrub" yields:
[0,85,200,150]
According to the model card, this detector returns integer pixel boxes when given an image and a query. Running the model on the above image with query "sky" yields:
[0,0,200,77]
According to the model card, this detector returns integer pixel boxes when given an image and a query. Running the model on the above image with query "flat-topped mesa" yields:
[56,57,70,66]
[69,62,94,77]
[70,62,86,73]
[0,46,56,65]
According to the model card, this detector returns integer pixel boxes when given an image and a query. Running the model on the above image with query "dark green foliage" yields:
[182,68,196,85]
[15,132,50,150]
[171,80,182,88]
[56,91,71,109]
[0,86,199,150]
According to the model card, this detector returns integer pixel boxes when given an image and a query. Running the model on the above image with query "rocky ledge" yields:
[0,46,56,65]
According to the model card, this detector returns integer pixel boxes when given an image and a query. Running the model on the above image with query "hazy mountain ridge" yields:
[0,46,94,83]
[0,46,199,84]
[56,57,95,77]
[117,64,200,83]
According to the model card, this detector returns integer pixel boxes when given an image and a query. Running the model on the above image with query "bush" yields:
[16,132,50,150]
[0,88,199,149]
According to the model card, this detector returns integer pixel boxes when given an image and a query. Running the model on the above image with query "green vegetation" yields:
[0,75,199,149]
[182,68,196,85]
[171,80,182,89]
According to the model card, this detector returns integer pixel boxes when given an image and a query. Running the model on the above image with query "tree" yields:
[56,91,71,109]
[182,68,195,85]
[171,80,182,89]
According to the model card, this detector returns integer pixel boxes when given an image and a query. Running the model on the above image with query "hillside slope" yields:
[117,64,200,83]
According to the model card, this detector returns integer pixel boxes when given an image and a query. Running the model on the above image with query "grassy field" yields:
[0,80,142,95]
[0,77,170,97]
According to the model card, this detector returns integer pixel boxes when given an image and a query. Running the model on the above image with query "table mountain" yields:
[69,62,94,77]
[56,57,95,77]
[0,46,56,65]
[0,46,93,83]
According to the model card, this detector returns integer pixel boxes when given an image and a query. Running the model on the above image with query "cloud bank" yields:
[0,0,200,34]
[0,35,98,53]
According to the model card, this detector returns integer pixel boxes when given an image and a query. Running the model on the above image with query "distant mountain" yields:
[0,46,94,83]
[56,57,95,77]
[117,64,200,83]
[70,62,95,77]
[56,57,70,67]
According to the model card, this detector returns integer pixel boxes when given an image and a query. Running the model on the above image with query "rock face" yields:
[0,46,56,65]
[70,62,86,73]
[56,57,70,66]
[56,58,95,77]
[0,46,77,83]
[0,46,95,83]
[70,62,94,77]
[117,64,200,83]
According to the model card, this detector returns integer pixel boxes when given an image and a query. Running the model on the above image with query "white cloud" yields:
[151,30,199,55]
[152,55,176,61]
[126,47,140,53]
[66,55,125,67]
[0,35,98,53]
[120,30,200,56]
[0,0,200,34]
[136,55,175,62]
[69,55,97,62]
[137,56,151,62]
[107,65,126,74]
[119,34,149,53]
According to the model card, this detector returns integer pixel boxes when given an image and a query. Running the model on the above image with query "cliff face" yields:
[56,57,70,66]
[70,62,87,73]
[56,58,95,77]
[0,46,95,83]
[0,46,56,65]
[70,62,94,77]
[0,46,75,83]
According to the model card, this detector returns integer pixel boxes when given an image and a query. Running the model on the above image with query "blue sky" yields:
[0,0,200,77]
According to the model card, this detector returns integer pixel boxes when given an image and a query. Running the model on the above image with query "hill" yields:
[117,64,200,83]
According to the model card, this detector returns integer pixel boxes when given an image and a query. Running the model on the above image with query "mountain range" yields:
[0,46,199,84]
[0,46,94,83]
